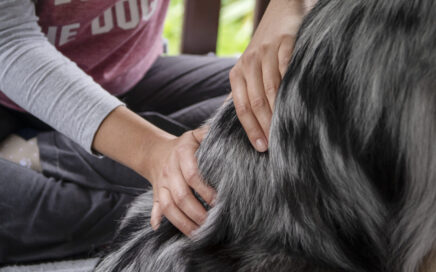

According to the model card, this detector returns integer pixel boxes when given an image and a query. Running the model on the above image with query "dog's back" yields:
[96,0,436,271]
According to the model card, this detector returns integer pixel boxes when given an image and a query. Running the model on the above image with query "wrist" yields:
[135,130,175,182]
[93,106,175,180]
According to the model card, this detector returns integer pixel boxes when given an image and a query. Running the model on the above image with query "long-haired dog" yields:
[95,0,436,271]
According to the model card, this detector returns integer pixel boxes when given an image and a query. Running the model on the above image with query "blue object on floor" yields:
[16,128,39,140]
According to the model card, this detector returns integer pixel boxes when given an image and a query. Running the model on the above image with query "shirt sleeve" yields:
[0,0,125,154]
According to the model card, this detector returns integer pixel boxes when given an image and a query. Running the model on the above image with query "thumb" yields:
[192,126,209,143]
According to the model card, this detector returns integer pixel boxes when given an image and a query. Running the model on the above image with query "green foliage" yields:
[162,0,184,55]
[163,0,253,56]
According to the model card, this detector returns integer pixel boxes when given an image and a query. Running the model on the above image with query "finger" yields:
[192,126,209,143]
[151,202,162,230]
[261,47,282,111]
[169,154,208,225]
[159,187,198,236]
[245,58,273,141]
[150,186,163,230]
[230,69,268,152]
[278,35,296,78]
[177,139,216,205]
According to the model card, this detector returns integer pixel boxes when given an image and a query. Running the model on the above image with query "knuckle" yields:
[174,190,188,205]
[260,43,271,54]
[264,83,279,97]
[229,68,240,81]
[234,102,251,116]
[162,165,170,178]
[242,51,257,64]
[185,169,198,186]
[160,197,173,212]
[251,97,268,112]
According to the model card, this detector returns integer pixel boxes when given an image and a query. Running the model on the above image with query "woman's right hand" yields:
[145,126,216,236]
[93,107,215,236]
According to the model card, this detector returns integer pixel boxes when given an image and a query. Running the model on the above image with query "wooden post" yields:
[181,0,221,54]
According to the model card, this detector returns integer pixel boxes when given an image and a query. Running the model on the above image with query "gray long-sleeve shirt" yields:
[0,0,124,153]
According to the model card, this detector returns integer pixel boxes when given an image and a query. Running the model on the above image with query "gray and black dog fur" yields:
[95,0,436,271]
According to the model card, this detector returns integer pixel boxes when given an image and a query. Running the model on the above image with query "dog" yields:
[95,0,436,271]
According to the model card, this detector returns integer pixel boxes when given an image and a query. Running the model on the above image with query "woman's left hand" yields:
[230,0,315,152]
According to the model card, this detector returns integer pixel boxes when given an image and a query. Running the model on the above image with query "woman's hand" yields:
[146,126,216,236]
[93,107,214,236]
[230,0,314,152]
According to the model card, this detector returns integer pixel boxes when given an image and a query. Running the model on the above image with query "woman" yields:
[0,0,311,263]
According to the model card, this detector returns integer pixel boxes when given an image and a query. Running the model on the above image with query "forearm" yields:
[92,106,175,181]
[0,0,123,153]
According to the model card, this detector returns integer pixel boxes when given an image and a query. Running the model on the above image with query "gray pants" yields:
[0,55,235,264]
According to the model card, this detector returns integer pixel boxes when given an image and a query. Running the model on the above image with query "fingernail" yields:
[255,138,267,152]
[151,221,160,231]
